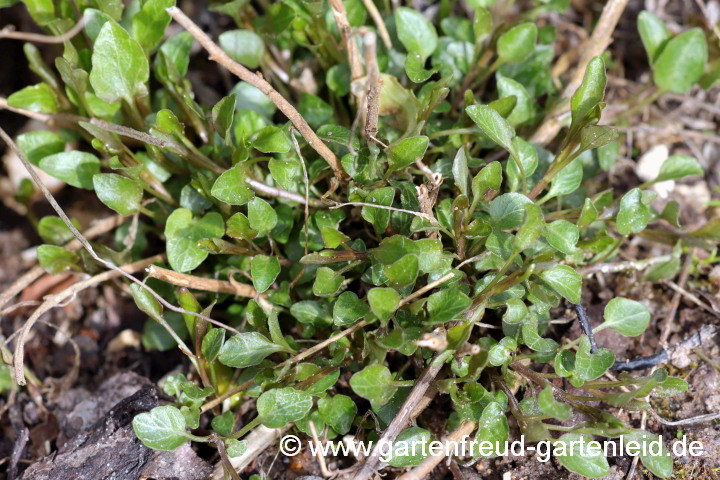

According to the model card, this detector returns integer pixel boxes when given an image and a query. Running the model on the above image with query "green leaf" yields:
[496,73,534,126]
[623,431,673,478]
[465,104,515,153]
[318,395,357,435]
[201,328,225,362]
[497,23,537,63]
[251,125,291,153]
[37,216,76,245]
[361,187,395,235]
[257,388,313,428]
[93,173,143,215]
[218,332,287,368]
[368,287,401,323]
[427,288,471,324]
[599,297,650,337]
[39,151,101,189]
[489,193,533,230]
[653,29,707,93]
[474,402,509,457]
[389,136,429,173]
[579,125,618,152]
[225,439,248,457]
[554,433,610,478]
[349,364,397,406]
[20,0,55,25]
[514,204,544,251]
[8,84,58,113]
[638,11,671,66]
[322,227,350,248]
[538,385,571,420]
[130,283,164,320]
[37,245,80,274]
[165,209,225,272]
[212,94,236,144]
[546,157,583,199]
[226,213,257,240]
[291,300,333,327]
[653,155,703,183]
[395,7,438,62]
[472,161,502,199]
[132,406,188,451]
[573,335,615,382]
[452,148,469,196]
[211,410,235,436]
[543,220,578,255]
[389,427,433,467]
[132,0,175,50]
[159,32,193,80]
[333,291,369,326]
[90,21,149,105]
[571,56,606,128]
[211,164,255,205]
[616,188,651,235]
[313,267,344,297]
[16,130,65,166]
[219,30,265,69]
[405,51,438,83]
[248,197,278,233]
[251,255,281,293]
[521,323,558,353]
[298,93,333,129]
[384,254,419,291]
[538,265,582,304]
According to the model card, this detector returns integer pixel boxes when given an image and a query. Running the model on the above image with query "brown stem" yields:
[166,6,347,181]
[328,0,363,81]
[363,31,382,141]
[0,18,85,43]
[529,0,631,145]
[361,0,391,48]
[146,265,260,299]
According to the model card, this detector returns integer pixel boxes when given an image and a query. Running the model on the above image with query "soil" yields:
[1,1,719,480]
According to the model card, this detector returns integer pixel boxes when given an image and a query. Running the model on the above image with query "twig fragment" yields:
[166,6,347,181]
[574,303,596,353]
[530,0,631,144]
[362,0,391,48]
[0,18,85,44]
[329,0,363,81]
[363,31,382,141]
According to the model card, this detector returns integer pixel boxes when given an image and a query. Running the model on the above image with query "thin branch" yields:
[210,425,292,480]
[577,254,674,276]
[290,129,311,256]
[328,0,363,81]
[530,0,631,144]
[574,303,596,353]
[660,253,693,347]
[0,18,85,44]
[354,354,446,480]
[612,324,718,371]
[278,319,369,368]
[147,265,257,299]
[245,176,325,208]
[166,6,347,181]
[329,201,433,220]
[651,410,720,426]
[363,31,382,141]
[396,421,476,480]
[362,0,391,48]
[398,272,454,308]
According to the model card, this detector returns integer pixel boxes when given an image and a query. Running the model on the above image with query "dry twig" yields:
[362,0,391,48]
[166,6,347,181]
[363,31,382,141]
[0,18,85,43]
[530,0,631,144]
[329,0,363,81]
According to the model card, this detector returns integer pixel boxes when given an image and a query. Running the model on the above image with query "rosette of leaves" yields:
[3,0,712,477]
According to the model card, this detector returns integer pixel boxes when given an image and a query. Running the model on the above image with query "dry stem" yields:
[0,18,85,43]
[166,6,346,181]
[329,0,363,81]
[396,420,476,480]
[361,0,391,48]
[530,0,631,144]
[363,31,382,140]
[146,265,259,299]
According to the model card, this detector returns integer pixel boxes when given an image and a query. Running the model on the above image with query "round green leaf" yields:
[653,28,707,93]
[219,30,265,69]
[601,297,650,337]
[218,332,286,368]
[554,433,610,478]
[257,388,313,428]
[497,23,537,63]
[251,255,281,293]
[395,7,438,61]
[132,405,188,451]
[93,173,143,215]
[349,364,397,406]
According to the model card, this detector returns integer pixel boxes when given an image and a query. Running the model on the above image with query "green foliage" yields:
[3,3,706,477]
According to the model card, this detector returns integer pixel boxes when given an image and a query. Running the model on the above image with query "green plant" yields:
[1,0,717,478]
